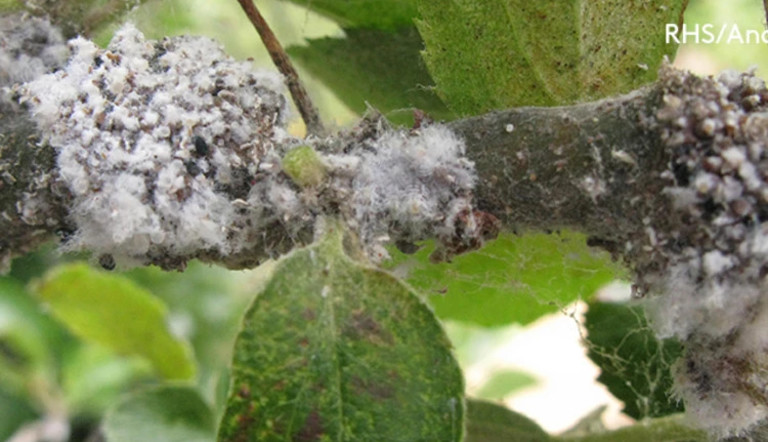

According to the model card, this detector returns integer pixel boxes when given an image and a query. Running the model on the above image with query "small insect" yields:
[99,254,116,271]
[184,160,201,176]
[412,109,432,130]
[193,135,208,157]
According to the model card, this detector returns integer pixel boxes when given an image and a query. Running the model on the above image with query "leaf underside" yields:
[417,0,686,114]
[584,301,684,420]
[465,399,550,442]
[387,231,624,327]
[289,26,452,126]
[218,225,464,441]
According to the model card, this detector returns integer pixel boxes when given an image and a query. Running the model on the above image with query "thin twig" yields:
[236,0,325,137]
[764,0,768,30]
[82,0,130,35]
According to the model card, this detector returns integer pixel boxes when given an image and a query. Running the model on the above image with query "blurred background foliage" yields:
[1,0,767,439]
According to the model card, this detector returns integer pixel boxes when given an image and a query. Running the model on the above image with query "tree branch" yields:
[451,86,662,241]
[236,0,325,137]
[0,65,760,270]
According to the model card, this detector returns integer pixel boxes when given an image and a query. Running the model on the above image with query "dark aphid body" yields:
[193,135,208,157]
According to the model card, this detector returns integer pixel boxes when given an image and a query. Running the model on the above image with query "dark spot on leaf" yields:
[237,385,250,398]
[293,410,324,442]
[234,412,256,442]
[345,311,393,345]
[351,376,394,400]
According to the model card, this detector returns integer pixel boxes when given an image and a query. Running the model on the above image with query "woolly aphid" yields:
[634,66,768,437]
[21,23,293,267]
[19,23,485,269]
[0,13,67,88]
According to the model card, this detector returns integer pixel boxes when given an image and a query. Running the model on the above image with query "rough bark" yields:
[452,85,666,244]
[0,100,69,270]
[0,66,758,273]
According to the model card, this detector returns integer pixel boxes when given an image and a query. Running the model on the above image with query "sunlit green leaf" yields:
[584,301,683,420]
[103,385,215,442]
[466,399,550,442]
[417,0,686,114]
[33,263,196,380]
[282,0,417,30]
[387,232,624,327]
[218,222,464,441]
[476,370,537,401]
[289,26,452,126]
[124,261,255,405]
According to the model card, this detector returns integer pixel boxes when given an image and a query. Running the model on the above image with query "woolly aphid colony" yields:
[637,67,768,437]
[13,19,478,268]
[9,12,768,439]
[0,14,67,87]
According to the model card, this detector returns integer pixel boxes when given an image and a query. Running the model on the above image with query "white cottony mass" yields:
[21,23,292,266]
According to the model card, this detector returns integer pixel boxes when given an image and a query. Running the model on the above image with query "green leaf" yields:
[289,27,452,126]
[386,231,624,327]
[103,385,215,442]
[584,301,683,420]
[466,399,550,442]
[417,0,686,114]
[62,344,151,416]
[124,261,257,403]
[557,414,705,442]
[0,277,65,399]
[476,370,537,401]
[218,222,464,441]
[33,263,196,380]
[282,0,418,30]
[0,386,38,441]
[0,1,19,11]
